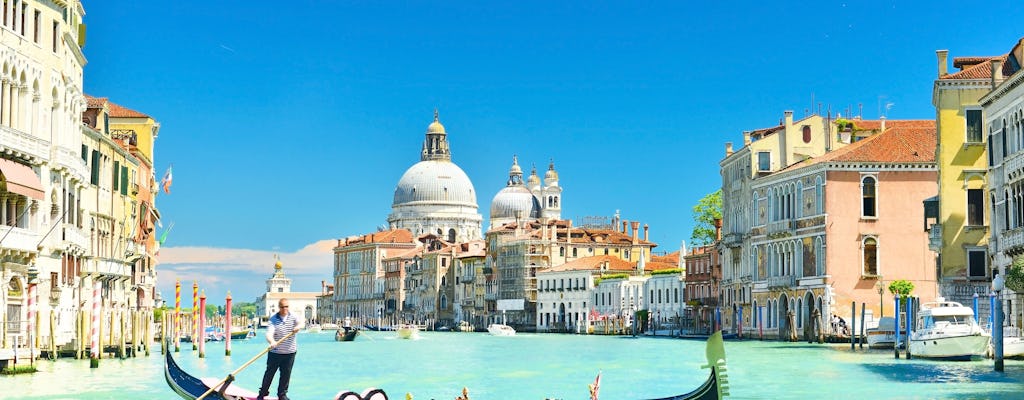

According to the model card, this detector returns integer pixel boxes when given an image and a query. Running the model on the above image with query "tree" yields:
[1007,256,1024,293]
[691,189,723,246]
[206,304,220,317]
[232,302,258,317]
[888,280,915,299]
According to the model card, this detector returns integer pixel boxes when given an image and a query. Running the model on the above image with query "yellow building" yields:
[930,49,1001,301]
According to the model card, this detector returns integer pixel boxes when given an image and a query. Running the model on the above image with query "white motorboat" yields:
[998,326,1024,358]
[866,317,897,349]
[320,323,340,332]
[909,299,990,360]
[307,324,322,333]
[458,321,474,332]
[487,323,516,336]
[396,324,420,340]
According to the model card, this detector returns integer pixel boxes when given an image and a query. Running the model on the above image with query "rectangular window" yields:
[89,150,99,184]
[757,152,771,171]
[81,144,87,161]
[967,188,984,226]
[32,9,38,42]
[967,249,987,279]
[112,161,120,190]
[966,109,983,143]
[51,20,57,52]
[19,3,25,35]
[120,166,128,195]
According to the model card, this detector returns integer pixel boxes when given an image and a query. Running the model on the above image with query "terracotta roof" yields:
[645,261,679,271]
[107,100,150,118]
[780,120,936,172]
[942,55,1015,80]
[953,57,993,69]
[652,251,679,265]
[492,219,656,246]
[749,124,784,139]
[340,229,416,247]
[455,240,487,258]
[84,94,107,108]
[382,247,422,261]
[541,255,634,273]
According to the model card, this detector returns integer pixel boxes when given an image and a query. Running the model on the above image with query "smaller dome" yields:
[510,156,522,176]
[490,186,540,220]
[275,260,282,270]
[527,164,541,187]
[427,109,446,134]
[544,160,559,182]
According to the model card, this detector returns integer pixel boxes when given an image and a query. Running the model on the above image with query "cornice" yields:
[981,70,1024,106]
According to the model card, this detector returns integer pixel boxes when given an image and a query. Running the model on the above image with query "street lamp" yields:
[993,274,1005,372]
[876,280,885,317]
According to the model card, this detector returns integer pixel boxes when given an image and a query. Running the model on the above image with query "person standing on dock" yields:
[257,299,303,400]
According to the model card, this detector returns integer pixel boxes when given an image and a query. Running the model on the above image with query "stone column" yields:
[1,79,9,127]
[9,84,18,130]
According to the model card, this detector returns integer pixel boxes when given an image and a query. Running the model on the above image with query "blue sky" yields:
[82,1,1024,303]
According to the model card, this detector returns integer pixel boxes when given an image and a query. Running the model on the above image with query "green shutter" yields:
[112,161,120,190]
[121,166,128,195]
[81,145,88,162]
[90,150,100,184]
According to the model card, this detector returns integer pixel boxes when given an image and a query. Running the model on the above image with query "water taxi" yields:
[909,299,990,360]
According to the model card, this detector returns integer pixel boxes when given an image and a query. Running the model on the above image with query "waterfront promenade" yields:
[3,331,1022,399]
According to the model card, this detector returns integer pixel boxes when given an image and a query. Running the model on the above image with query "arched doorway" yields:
[304,305,313,323]
[778,293,790,340]
[803,291,815,340]
[7,277,24,341]
[558,303,566,331]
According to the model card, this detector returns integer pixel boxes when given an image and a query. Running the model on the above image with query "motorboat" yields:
[320,323,340,332]
[866,317,897,349]
[396,324,420,339]
[307,324,322,333]
[229,329,255,340]
[909,298,991,360]
[458,320,474,332]
[487,323,516,336]
[998,326,1024,358]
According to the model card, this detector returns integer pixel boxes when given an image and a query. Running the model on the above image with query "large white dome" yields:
[490,185,539,220]
[393,160,478,207]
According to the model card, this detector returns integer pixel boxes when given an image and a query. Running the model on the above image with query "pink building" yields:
[746,119,938,339]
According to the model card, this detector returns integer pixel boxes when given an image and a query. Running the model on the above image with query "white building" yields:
[256,259,320,323]
[388,111,483,242]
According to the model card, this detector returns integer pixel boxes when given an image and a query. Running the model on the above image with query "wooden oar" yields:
[196,329,298,400]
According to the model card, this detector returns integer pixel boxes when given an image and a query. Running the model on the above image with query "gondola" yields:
[164,331,729,400]
[336,327,359,342]
[164,345,388,400]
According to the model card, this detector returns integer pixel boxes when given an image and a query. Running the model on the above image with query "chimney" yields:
[743,131,751,146]
[713,218,722,241]
[725,142,733,157]
[643,224,649,241]
[880,116,886,132]
[937,50,948,77]
[566,219,572,245]
[631,221,640,245]
[991,59,1004,89]
[622,220,628,234]
[784,110,794,128]
[322,280,326,294]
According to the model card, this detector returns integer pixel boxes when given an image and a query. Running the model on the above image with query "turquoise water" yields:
[3,331,1023,399]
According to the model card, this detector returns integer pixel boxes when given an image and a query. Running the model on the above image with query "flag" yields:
[588,371,601,400]
[161,165,173,194]
[155,222,175,256]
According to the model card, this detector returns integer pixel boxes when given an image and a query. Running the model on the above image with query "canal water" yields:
[3,331,1022,399]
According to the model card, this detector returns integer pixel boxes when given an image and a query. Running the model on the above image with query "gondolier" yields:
[258,299,303,400]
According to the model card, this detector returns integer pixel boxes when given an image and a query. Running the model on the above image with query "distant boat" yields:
[487,323,516,336]
[396,324,420,340]
[335,327,359,342]
[229,330,255,340]
[909,299,990,360]
[307,324,322,334]
[457,321,474,332]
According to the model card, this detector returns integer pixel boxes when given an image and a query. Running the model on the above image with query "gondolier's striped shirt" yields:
[267,312,301,354]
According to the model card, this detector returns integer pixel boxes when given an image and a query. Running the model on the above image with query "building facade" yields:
[255,259,320,323]
[332,229,418,324]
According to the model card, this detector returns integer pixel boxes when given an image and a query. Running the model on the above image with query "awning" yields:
[0,158,43,200]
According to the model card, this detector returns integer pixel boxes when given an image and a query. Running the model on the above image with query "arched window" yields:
[448,229,456,243]
[559,247,565,257]
[815,237,826,276]
[862,237,878,276]
[440,295,447,310]
[862,176,877,217]
[802,125,812,143]
[815,177,824,214]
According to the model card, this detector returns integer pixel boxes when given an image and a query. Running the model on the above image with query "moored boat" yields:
[307,324,322,333]
[229,329,255,340]
[487,323,516,336]
[866,317,897,349]
[396,324,420,339]
[457,321,474,332]
[909,299,990,360]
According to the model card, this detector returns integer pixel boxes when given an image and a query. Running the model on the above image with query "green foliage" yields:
[206,304,220,317]
[594,273,630,286]
[1007,256,1024,292]
[1,365,38,375]
[232,302,258,317]
[888,280,915,299]
[153,307,165,322]
[835,118,855,131]
[691,189,722,246]
[650,268,683,276]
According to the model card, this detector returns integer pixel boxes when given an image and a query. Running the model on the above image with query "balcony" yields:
[928,224,942,252]
[62,224,89,252]
[767,219,793,235]
[83,258,131,278]
[767,275,796,289]
[722,232,743,247]
[0,226,40,255]
[0,125,49,161]
[1000,228,1024,254]
[55,146,88,182]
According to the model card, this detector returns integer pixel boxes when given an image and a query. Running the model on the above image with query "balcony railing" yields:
[767,219,793,235]
[928,224,942,252]
[55,146,88,182]
[722,232,743,247]
[62,224,89,250]
[0,226,40,254]
[1000,227,1024,253]
[83,258,131,278]
[767,275,796,288]
[0,124,49,161]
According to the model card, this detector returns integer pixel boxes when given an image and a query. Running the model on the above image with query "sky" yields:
[81,1,1024,304]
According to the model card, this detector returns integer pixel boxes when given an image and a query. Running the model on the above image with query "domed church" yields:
[388,111,483,242]
[489,156,562,229]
